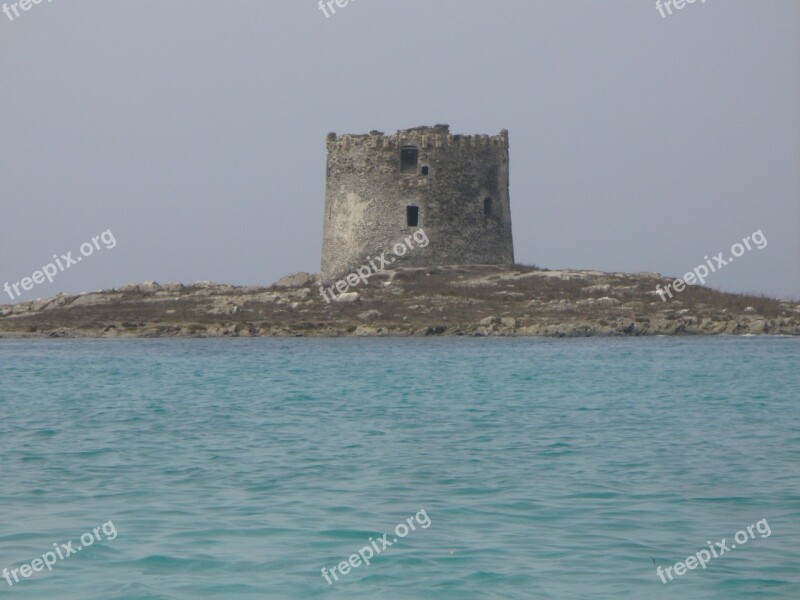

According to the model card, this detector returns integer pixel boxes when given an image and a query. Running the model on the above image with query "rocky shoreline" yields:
[1,265,798,338]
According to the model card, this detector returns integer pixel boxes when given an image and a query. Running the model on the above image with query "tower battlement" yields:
[326,125,509,151]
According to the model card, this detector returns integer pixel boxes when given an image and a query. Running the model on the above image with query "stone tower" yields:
[320,125,514,281]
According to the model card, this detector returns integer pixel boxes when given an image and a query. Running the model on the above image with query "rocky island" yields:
[1,265,798,338]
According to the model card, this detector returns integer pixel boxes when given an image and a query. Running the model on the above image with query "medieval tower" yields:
[320,125,514,281]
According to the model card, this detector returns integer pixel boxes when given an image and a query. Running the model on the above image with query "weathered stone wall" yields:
[320,125,515,281]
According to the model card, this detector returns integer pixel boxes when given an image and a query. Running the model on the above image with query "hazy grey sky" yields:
[1,0,798,301]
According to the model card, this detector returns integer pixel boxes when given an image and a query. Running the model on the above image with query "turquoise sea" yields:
[0,337,799,599]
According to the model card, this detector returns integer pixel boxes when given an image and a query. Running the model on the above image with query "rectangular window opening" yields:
[401,147,419,174]
[484,197,493,217]
[406,205,419,227]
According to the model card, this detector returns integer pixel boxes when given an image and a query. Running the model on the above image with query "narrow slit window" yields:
[406,205,419,227]
[421,166,429,176]
[484,197,493,217]
[401,147,419,173]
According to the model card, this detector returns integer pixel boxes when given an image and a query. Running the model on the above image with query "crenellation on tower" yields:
[324,125,509,154]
